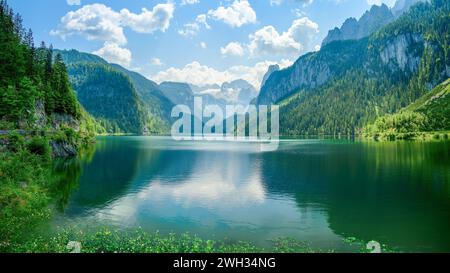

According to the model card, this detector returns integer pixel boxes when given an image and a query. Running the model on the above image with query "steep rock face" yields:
[257,33,429,105]
[322,4,394,46]
[257,39,367,105]
[32,100,82,157]
[261,64,280,88]
[379,33,424,72]
[50,140,77,157]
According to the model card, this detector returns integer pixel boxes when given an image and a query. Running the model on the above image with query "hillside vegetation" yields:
[363,78,449,140]
[57,50,172,135]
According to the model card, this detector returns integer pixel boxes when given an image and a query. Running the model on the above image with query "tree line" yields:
[0,0,80,128]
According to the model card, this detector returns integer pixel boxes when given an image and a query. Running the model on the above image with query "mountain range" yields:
[57,49,259,134]
[258,0,448,135]
[321,0,428,46]
[56,0,448,137]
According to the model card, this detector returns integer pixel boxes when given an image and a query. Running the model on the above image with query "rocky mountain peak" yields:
[261,64,280,88]
[322,3,394,46]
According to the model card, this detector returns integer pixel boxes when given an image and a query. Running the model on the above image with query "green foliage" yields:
[26,137,50,157]
[0,0,81,126]
[3,228,366,253]
[364,78,450,139]
[0,147,52,246]
[6,131,25,152]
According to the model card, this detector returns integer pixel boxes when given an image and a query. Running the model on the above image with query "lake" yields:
[49,136,450,252]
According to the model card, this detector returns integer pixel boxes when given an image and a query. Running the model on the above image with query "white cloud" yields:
[195,14,210,29]
[178,14,210,37]
[271,0,313,7]
[150,59,293,89]
[93,42,132,68]
[181,0,200,5]
[120,4,174,33]
[200,42,207,49]
[51,3,174,44]
[178,22,200,37]
[51,4,125,45]
[248,17,319,57]
[67,0,81,6]
[220,42,245,57]
[150,58,163,66]
[208,0,256,28]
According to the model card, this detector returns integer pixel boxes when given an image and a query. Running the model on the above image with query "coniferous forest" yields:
[0,1,80,125]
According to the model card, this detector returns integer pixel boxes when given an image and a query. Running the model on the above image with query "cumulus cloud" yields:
[93,42,132,67]
[248,17,319,57]
[67,0,81,6]
[51,3,174,44]
[150,59,293,89]
[120,4,174,33]
[220,42,245,57]
[51,4,125,44]
[208,0,256,28]
[178,13,210,37]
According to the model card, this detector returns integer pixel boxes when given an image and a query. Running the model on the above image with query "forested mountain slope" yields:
[258,1,449,135]
[67,63,149,134]
[56,50,171,134]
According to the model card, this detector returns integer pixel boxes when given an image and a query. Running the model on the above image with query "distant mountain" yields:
[256,0,449,135]
[159,82,194,106]
[56,49,172,134]
[161,79,257,107]
[189,84,221,94]
[322,4,394,46]
[220,79,258,105]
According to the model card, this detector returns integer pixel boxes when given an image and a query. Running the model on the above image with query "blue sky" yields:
[10,0,396,88]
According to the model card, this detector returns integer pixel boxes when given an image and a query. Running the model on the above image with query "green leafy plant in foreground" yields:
[5,228,347,253]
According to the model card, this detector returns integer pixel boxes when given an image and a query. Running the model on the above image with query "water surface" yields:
[50,137,450,252]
